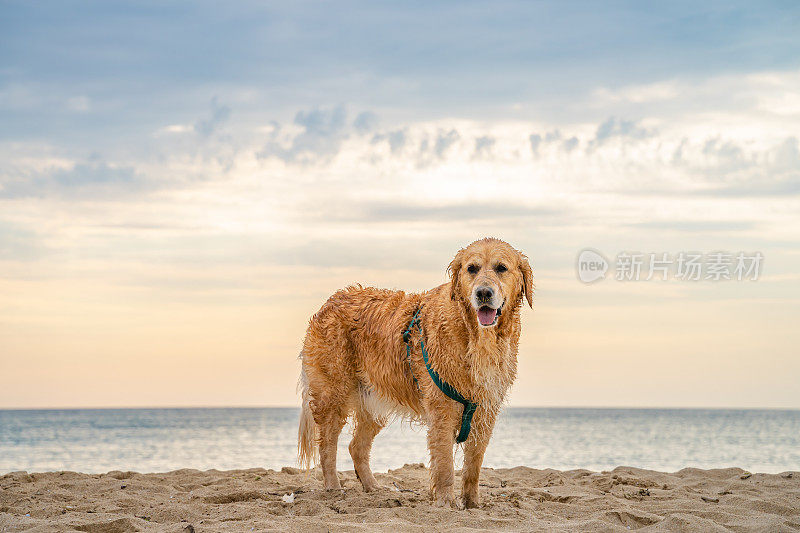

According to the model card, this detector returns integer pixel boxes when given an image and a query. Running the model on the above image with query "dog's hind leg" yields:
[349,407,383,492]
[303,356,351,490]
[316,404,347,490]
[302,309,355,490]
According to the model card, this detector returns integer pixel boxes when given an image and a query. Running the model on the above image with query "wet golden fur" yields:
[298,237,533,508]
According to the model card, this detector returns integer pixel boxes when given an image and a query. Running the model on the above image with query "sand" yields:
[1,464,798,532]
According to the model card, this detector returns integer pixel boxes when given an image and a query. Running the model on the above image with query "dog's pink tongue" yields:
[477,307,497,325]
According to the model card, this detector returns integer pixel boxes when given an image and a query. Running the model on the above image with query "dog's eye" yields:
[467,264,479,274]
[495,264,508,273]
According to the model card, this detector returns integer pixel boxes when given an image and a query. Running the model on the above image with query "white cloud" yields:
[157,124,193,135]
[257,105,351,164]
[3,70,800,278]
[473,135,495,159]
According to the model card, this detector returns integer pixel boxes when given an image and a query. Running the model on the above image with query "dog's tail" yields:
[297,357,318,470]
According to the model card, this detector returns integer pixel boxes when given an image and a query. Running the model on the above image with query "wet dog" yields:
[297,237,533,508]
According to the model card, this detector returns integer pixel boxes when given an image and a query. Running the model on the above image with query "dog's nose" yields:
[476,287,494,304]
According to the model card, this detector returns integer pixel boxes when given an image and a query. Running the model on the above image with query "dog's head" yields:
[448,238,533,328]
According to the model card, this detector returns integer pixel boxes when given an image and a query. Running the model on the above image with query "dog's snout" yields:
[475,286,494,304]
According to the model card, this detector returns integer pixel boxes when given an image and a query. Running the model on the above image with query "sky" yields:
[1,1,799,409]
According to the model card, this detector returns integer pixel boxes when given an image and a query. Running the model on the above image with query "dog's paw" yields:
[461,495,480,509]
[433,495,451,508]
[434,493,463,509]
[361,481,383,493]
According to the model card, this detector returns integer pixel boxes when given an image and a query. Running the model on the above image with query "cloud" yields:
[594,117,652,143]
[194,97,231,137]
[562,136,579,152]
[0,160,144,199]
[413,128,462,168]
[52,162,136,187]
[529,134,542,155]
[694,180,800,197]
[353,111,379,133]
[258,105,353,164]
[433,129,460,158]
[616,135,800,197]
[772,137,800,171]
[678,136,800,196]
[593,81,680,105]
[265,239,438,269]
[0,220,43,260]
[545,130,561,143]
[296,106,347,136]
[157,124,193,134]
[473,135,495,158]
[316,199,567,224]
[701,137,748,174]
[249,112,800,199]
[628,220,759,232]
[371,129,407,154]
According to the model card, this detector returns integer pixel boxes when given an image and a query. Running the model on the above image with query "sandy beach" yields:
[1,464,798,532]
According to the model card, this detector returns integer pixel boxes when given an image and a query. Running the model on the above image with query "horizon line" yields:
[2,405,799,412]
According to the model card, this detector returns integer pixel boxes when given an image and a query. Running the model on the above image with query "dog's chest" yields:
[467,339,515,406]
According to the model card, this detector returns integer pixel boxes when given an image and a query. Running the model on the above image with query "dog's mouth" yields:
[477,303,503,327]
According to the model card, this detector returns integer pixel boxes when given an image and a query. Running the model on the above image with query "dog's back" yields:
[297,286,424,470]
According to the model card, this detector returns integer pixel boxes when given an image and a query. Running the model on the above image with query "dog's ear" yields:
[448,250,463,301]
[519,253,534,308]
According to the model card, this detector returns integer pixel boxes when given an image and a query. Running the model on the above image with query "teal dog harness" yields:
[403,307,478,444]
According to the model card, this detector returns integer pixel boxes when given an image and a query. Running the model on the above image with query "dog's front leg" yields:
[426,413,459,508]
[461,410,496,508]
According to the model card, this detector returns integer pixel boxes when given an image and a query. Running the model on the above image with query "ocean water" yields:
[1,408,798,475]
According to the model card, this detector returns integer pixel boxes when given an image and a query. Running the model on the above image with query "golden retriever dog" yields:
[297,237,533,508]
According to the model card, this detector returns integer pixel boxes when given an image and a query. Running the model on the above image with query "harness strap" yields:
[403,307,478,444]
